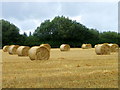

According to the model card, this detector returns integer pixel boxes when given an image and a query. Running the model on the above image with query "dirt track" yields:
[1,48,118,88]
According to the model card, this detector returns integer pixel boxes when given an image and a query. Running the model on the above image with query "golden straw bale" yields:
[108,44,119,52]
[3,45,9,52]
[103,43,109,45]
[60,44,70,51]
[8,45,19,55]
[40,44,51,50]
[82,44,92,49]
[94,44,101,48]
[28,46,50,60]
[94,45,98,48]
[17,46,30,56]
[95,44,110,55]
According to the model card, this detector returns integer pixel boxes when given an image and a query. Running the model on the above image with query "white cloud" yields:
[70,15,82,23]
[2,2,118,34]
[3,17,42,35]
[1,0,119,2]
[20,29,34,35]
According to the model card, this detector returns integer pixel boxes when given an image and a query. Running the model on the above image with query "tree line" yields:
[1,16,120,48]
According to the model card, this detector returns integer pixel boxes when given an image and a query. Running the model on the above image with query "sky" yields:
[1,1,118,35]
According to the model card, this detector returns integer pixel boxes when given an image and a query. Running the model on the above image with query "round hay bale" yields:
[40,44,51,50]
[108,44,119,52]
[60,44,70,51]
[94,45,98,48]
[3,45,9,52]
[28,46,50,60]
[82,44,92,49]
[95,44,110,55]
[17,46,30,56]
[103,43,109,45]
[94,44,101,48]
[8,45,20,55]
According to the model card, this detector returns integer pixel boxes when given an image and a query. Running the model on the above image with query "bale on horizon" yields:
[60,44,70,51]
[81,44,92,49]
[3,45,9,52]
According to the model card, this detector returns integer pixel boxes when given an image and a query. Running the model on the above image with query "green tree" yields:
[23,32,27,37]
[1,19,24,46]
[29,32,32,36]
[33,16,99,47]
[34,19,52,41]
[1,17,119,48]
[23,35,40,46]
[86,29,100,46]
[99,31,118,44]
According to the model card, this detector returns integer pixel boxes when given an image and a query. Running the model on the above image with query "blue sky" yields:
[2,2,118,35]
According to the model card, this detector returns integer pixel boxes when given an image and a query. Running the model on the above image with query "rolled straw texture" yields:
[82,44,92,49]
[108,44,119,52]
[60,44,70,51]
[8,45,19,55]
[17,46,30,56]
[28,46,50,60]
[3,45,9,52]
[40,44,51,50]
[95,44,110,55]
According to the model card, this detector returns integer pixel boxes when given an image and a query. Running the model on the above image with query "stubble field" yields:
[1,48,119,88]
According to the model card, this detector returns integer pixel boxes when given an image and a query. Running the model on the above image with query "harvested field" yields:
[1,48,119,88]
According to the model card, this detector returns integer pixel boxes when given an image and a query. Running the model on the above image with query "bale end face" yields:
[40,44,51,50]
[28,46,50,60]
